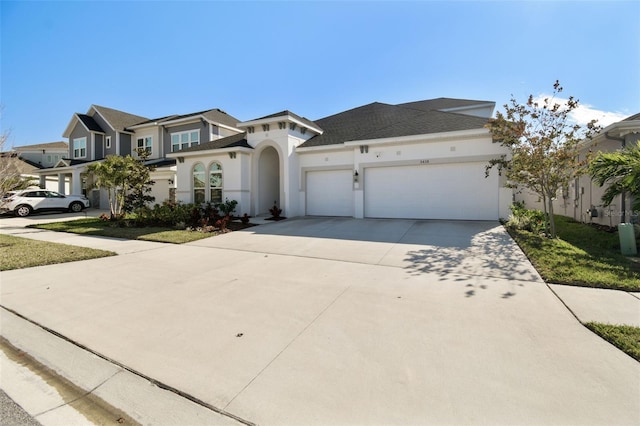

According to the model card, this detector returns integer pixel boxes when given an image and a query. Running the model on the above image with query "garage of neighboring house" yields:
[363,161,500,220]
[305,169,354,217]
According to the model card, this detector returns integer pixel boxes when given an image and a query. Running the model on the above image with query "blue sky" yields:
[1,1,639,147]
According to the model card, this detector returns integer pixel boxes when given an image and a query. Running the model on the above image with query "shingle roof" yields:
[77,114,105,132]
[623,112,640,121]
[12,141,68,151]
[92,105,150,132]
[200,109,241,128]
[299,98,493,148]
[153,108,241,128]
[174,132,251,153]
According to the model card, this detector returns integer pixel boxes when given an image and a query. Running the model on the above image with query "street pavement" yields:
[0,212,639,425]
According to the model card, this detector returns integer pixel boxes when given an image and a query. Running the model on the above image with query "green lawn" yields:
[31,218,218,244]
[509,216,640,291]
[0,234,116,271]
[585,322,640,362]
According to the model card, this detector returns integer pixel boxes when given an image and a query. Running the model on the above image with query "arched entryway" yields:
[258,146,280,215]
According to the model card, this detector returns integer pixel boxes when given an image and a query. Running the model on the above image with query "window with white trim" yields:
[209,162,223,203]
[193,163,205,204]
[106,136,111,149]
[171,130,199,152]
[73,137,86,158]
[136,136,152,155]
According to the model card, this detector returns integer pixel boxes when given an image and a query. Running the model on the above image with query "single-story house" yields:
[39,98,512,221]
[515,112,640,226]
[168,98,512,220]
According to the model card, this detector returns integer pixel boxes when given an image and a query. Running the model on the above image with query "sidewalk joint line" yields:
[223,284,353,410]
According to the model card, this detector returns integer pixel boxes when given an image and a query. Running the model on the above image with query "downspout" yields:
[605,131,627,223]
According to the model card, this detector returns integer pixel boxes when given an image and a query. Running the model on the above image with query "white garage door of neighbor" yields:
[306,170,354,216]
[364,163,499,220]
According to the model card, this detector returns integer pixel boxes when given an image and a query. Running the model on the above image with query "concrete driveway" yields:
[1,217,639,425]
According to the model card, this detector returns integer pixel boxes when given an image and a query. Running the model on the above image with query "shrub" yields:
[506,202,546,234]
[269,202,282,218]
[218,199,238,217]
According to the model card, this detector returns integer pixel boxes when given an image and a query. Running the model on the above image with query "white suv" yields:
[1,190,91,217]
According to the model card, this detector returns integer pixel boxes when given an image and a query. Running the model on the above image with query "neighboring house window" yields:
[209,162,223,203]
[193,163,205,204]
[136,136,152,155]
[106,136,111,149]
[73,137,86,158]
[171,130,199,152]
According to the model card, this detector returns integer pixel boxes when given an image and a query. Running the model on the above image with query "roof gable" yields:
[90,105,150,132]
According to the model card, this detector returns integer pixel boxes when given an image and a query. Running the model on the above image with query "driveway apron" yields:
[1,217,638,425]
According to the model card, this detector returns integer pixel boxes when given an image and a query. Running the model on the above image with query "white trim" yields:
[72,137,87,159]
[344,128,491,146]
[438,102,495,113]
[135,135,153,156]
[238,114,323,134]
[166,146,253,159]
[160,115,205,127]
[169,129,200,153]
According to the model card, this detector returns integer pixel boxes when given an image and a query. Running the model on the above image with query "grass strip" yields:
[509,216,639,291]
[0,234,116,271]
[584,322,640,362]
[31,218,215,244]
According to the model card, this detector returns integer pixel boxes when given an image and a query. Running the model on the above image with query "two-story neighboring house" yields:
[38,105,242,208]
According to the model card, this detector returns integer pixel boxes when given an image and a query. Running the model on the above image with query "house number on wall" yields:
[419,159,430,164]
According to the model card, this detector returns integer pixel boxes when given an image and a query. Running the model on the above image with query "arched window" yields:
[193,163,205,204]
[209,162,223,203]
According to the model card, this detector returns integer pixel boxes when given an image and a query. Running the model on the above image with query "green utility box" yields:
[618,223,638,256]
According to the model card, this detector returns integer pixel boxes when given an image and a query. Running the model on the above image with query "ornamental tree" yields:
[87,150,155,219]
[485,81,600,237]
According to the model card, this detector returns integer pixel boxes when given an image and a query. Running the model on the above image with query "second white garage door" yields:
[306,170,354,216]
[364,163,499,220]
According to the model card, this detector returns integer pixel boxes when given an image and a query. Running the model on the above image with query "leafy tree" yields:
[123,149,156,214]
[87,150,155,219]
[589,141,640,218]
[485,81,600,237]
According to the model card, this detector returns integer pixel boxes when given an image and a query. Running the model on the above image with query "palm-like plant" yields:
[589,141,640,214]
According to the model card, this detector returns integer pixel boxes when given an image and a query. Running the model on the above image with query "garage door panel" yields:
[307,170,354,217]
[364,163,498,220]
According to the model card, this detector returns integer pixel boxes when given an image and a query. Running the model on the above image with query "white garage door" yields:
[364,163,499,220]
[306,170,354,216]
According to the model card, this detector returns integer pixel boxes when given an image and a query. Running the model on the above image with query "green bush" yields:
[506,201,547,234]
[128,199,241,229]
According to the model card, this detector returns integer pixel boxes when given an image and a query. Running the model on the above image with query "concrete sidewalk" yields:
[1,216,639,425]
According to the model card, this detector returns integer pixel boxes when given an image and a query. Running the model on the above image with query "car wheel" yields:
[69,202,84,213]
[15,205,32,217]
